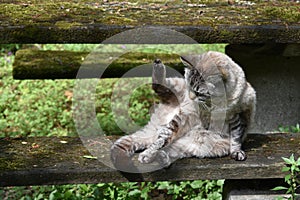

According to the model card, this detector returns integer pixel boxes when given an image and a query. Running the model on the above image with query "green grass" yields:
[0,44,227,199]
[0,180,224,200]
[0,53,76,137]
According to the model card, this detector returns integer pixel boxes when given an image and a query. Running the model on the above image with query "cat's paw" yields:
[156,150,171,167]
[231,150,247,161]
[138,150,156,164]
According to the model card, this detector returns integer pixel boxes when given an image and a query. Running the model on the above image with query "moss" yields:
[1,1,299,28]
[1,1,299,43]
[264,6,300,23]
[0,158,23,170]
[0,137,91,171]
[55,21,83,29]
[13,49,184,79]
[219,29,235,39]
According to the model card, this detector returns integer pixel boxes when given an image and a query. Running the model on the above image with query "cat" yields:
[110,51,256,172]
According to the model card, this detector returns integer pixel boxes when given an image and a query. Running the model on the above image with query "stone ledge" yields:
[1,1,299,43]
[0,133,299,186]
[12,49,184,79]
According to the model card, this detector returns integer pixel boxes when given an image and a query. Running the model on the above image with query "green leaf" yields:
[286,187,293,194]
[217,179,225,186]
[190,180,203,189]
[282,166,290,172]
[97,183,106,188]
[49,190,59,200]
[289,154,295,162]
[272,186,288,191]
[296,157,300,166]
[285,174,291,183]
[179,181,190,188]
[141,187,150,199]
[128,189,141,196]
[291,165,296,172]
[63,190,73,199]
[282,157,293,165]
[80,184,88,192]
[157,181,170,190]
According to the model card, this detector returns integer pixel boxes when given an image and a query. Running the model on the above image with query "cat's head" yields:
[180,53,228,109]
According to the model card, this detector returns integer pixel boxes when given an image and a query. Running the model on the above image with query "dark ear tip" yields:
[154,58,161,64]
[180,55,194,69]
[180,55,186,61]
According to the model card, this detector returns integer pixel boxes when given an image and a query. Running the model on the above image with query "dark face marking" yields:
[186,69,211,106]
[182,54,227,110]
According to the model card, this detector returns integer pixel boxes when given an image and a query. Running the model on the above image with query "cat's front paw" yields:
[138,149,157,164]
[231,150,247,161]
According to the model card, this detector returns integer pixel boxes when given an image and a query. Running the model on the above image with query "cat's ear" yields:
[180,55,195,69]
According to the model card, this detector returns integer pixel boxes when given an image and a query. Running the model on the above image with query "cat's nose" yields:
[154,59,161,64]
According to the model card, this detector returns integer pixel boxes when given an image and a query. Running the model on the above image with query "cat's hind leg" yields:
[138,126,172,164]
[152,128,231,167]
[138,113,183,164]
[228,114,247,161]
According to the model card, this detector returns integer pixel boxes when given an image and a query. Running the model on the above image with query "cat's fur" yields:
[111,51,256,171]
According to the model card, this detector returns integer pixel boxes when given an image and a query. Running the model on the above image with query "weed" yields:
[278,124,300,133]
[272,154,300,200]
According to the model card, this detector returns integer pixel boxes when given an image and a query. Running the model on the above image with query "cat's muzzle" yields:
[189,91,212,109]
[189,91,210,103]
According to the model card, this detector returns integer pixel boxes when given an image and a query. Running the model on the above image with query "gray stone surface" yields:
[226,44,300,133]
[1,134,300,186]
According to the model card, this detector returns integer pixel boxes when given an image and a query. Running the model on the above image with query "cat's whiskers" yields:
[198,101,210,111]
[181,101,191,108]
[209,101,219,111]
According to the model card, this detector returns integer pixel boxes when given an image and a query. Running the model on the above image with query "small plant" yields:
[278,124,300,133]
[291,124,300,133]
[272,154,300,200]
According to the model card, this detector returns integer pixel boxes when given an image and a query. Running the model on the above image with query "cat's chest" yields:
[155,104,180,125]
[200,111,211,129]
